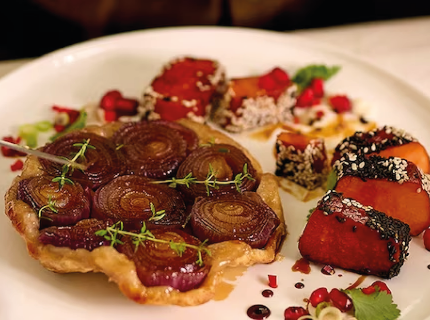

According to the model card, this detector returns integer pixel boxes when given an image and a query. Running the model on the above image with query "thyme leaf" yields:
[38,195,58,219]
[96,221,210,266]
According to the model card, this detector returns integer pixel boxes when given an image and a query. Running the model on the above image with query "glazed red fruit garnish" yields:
[258,73,277,91]
[284,306,309,320]
[271,67,290,85]
[329,95,352,113]
[100,90,122,111]
[10,159,24,171]
[268,274,278,288]
[1,136,26,157]
[424,228,430,251]
[329,288,353,312]
[296,88,314,108]
[310,78,324,98]
[309,287,330,307]
[52,105,80,132]
[362,281,392,295]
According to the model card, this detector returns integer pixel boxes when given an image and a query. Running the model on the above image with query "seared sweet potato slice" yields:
[332,126,430,173]
[142,57,226,123]
[299,190,411,279]
[212,67,296,132]
[334,154,430,236]
[275,131,329,190]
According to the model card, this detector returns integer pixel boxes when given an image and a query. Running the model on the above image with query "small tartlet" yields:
[4,119,286,306]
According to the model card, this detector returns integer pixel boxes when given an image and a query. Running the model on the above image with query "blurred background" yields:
[1,0,430,60]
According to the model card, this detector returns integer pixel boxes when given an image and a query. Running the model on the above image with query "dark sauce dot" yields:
[294,282,305,289]
[359,116,369,124]
[427,264,430,270]
[262,289,274,298]
[247,305,271,319]
[338,274,343,277]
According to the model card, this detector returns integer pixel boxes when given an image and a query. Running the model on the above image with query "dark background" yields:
[1,0,430,60]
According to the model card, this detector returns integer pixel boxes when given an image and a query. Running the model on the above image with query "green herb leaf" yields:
[292,65,341,89]
[50,110,87,141]
[34,120,53,132]
[345,288,400,320]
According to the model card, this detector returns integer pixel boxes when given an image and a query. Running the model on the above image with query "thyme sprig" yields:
[95,221,211,266]
[152,163,255,195]
[52,139,95,188]
[38,195,57,220]
[148,202,166,221]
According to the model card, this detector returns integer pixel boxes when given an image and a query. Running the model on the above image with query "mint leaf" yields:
[345,288,400,320]
[292,65,341,89]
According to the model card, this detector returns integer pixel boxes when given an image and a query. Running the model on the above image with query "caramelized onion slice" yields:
[18,175,91,228]
[113,121,189,178]
[191,192,280,248]
[92,175,187,230]
[176,144,258,200]
[151,120,199,154]
[40,132,126,190]
[39,219,110,250]
[118,229,210,292]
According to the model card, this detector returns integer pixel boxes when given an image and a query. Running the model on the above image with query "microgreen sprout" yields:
[152,163,255,195]
[95,221,211,266]
[199,137,216,147]
[38,195,58,219]
[52,139,95,188]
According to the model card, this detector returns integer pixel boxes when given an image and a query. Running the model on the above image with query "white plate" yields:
[1,27,430,320]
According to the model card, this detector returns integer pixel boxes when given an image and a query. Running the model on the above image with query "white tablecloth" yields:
[1,16,430,97]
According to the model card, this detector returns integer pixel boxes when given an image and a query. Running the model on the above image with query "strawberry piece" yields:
[100,90,122,111]
[329,95,352,113]
[258,73,277,91]
[10,159,24,171]
[296,88,314,108]
[310,78,324,98]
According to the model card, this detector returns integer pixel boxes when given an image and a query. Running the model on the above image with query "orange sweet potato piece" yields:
[299,190,410,279]
[332,126,430,173]
[334,155,430,236]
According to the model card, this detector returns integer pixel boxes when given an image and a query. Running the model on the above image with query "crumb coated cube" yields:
[334,153,430,236]
[141,57,226,123]
[299,190,411,279]
[212,67,297,132]
[275,131,329,190]
[332,126,430,173]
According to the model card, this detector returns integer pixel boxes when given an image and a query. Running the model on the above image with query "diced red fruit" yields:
[329,95,352,113]
[115,98,139,114]
[271,67,290,85]
[258,74,277,91]
[100,90,122,111]
[296,88,315,108]
[1,136,26,157]
[284,306,309,320]
[329,288,353,312]
[54,124,66,133]
[10,159,24,171]
[104,110,118,122]
[268,274,278,288]
[52,105,80,123]
[309,287,330,307]
[424,228,430,251]
[362,281,392,295]
[310,78,324,98]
